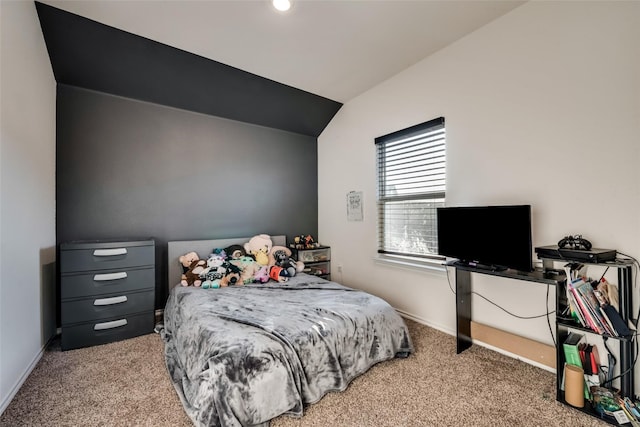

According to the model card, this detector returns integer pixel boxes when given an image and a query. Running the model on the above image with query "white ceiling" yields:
[44,0,525,103]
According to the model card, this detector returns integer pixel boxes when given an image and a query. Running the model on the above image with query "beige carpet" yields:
[0,319,606,426]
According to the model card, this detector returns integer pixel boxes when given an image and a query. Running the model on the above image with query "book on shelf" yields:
[601,304,633,337]
[563,332,584,368]
[593,288,609,306]
[564,275,631,337]
[592,280,634,337]
[565,280,587,327]
[575,280,613,335]
[579,343,601,388]
[567,278,602,333]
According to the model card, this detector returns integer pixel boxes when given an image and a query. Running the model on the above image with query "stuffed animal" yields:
[201,253,227,283]
[220,263,243,287]
[225,244,247,260]
[268,245,304,278]
[269,265,290,283]
[293,234,316,249]
[179,251,199,272]
[230,256,262,284]
[179,252,206,287]
[253,266,270,283]
[244,234,273,266]
[210,248,227,258]
[207,252,226,268]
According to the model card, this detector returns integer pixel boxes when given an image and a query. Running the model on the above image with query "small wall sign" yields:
[347,191,363,222]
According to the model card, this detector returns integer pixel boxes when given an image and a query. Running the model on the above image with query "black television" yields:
[436,204,533,272]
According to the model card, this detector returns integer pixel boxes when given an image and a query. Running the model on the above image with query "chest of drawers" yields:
[60,239,155,350]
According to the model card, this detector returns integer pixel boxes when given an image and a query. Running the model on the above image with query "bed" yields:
[161,236,413,427]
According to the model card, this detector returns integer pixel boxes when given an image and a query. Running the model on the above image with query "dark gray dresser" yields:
[60,239,155,350]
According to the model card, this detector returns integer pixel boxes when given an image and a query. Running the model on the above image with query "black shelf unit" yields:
[544,257,635,425]
[449,257,636,425]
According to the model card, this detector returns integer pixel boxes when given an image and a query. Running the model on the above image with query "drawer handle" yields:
[94,319,128,331]
[93,296,128,306]
[93,272,128,282]
[93,248,127,257]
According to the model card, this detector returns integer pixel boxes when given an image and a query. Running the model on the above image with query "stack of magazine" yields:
[564,264,633,337]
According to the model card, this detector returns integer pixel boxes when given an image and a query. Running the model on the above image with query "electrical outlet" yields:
[337,265,343,273]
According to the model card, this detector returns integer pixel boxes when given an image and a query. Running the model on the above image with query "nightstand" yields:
[59,239,155,350]
[294,246,331,280]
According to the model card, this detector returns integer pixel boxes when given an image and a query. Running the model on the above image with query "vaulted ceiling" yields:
[36,0,524,137]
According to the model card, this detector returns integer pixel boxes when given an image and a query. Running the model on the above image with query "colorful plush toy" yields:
[293,234,316,249]
[229,256,262,284]
[210,248,227,258]
[268,245,304,278]
[253,266,270,283]
[179,251,206,287]
[269,265,290,283]
[201,253,227,288]
[244,234,273,266]
[220,263,243,287]
[206,252,226,268]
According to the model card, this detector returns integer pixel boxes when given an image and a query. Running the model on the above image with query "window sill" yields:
[373,254,447,274]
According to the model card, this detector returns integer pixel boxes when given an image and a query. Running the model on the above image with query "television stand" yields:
[453,260,507,272]
[448,261,564,354]
[449,258,636,426]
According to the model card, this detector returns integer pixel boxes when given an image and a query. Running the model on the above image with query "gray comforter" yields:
[162,274,413,427]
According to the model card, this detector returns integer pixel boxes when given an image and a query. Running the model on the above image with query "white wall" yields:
[0,0,57,414]
[319,0,639,358]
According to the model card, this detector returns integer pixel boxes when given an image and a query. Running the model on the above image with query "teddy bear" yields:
[244,234,273,266]
[268,245,304,278]
[179,251,206,287]
[179,251,199,271]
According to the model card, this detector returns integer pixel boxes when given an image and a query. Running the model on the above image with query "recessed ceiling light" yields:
[272,0,291,12]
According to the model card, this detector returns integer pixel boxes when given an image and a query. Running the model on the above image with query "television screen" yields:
[436,204,533,271]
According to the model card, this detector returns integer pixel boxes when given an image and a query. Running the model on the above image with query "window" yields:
[375,117,445,259]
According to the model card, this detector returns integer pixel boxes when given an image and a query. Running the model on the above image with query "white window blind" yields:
[375,117,445,258]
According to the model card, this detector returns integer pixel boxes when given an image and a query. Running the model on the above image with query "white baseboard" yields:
[395,308,455,336]
[395,308,556,374]
[0,337,53,415]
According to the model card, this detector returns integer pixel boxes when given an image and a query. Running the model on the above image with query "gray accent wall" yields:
[38,1,338,311]
[36,2,342,137]
[57,85,319,306]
